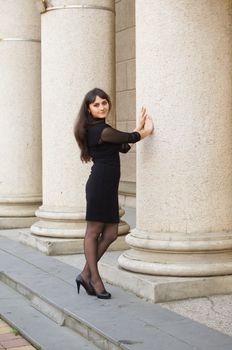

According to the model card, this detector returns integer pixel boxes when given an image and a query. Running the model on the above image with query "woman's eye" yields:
[102,101,108,105]
[94,104,99,107]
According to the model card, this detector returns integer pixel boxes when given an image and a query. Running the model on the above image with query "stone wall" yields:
[115,0,136,208]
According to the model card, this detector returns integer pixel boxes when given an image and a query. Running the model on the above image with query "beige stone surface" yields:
[120,151,136,182]
[126,59,135,90]
[115,0,135,31]
[0,217,38,230]
[116,26,135,62]
[0,0,42,227]
[116,120,136,134]
[31,0,129,240]
[19,230,129,255]
[119,0,232,276]
[161,295,232,337]
[116,59,135,92]
[136,0,232,234]
[0,0,40,39]
[119,181,136,196]
[116,90,136,121]
[119,182,136,208]
[116,61,127,92]
[119,194,135,209]
[115,0,136,199]
[45,0,114,7]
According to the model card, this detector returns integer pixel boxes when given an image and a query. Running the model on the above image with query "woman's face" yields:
[88,95,109,119]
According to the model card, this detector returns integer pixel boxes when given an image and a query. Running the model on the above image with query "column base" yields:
[31,207,129,238]
[19,231,129,255]
[0,196,41,228]
[27,206,130,254]
[118,229,232,277]
[0,217,38,229]
[94,251,232,303]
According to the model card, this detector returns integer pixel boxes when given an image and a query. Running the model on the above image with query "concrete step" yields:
[1,236,232,350]
[0,281,99,350]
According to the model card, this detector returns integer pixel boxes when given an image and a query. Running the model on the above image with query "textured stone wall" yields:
[115,0,136,207]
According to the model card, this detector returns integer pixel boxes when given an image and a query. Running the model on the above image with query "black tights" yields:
[81,221,118,293]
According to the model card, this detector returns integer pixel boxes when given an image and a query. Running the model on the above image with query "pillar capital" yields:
[36,0,115,14]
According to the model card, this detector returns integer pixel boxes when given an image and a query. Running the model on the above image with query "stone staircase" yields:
[1,236,232,350]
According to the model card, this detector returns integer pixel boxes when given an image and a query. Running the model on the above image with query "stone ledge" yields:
[97,252,232,303]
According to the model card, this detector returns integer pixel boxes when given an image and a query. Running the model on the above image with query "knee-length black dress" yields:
[85,119,141,224]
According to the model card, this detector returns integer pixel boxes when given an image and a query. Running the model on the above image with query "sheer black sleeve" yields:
[99,127,141,144]
[119,143,131,153]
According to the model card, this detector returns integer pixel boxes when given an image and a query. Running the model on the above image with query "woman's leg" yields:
[82,221,105,291]
[81,223,118,291]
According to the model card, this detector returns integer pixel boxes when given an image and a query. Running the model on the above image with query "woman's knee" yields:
[85,221,104,239]
[110,231,118,242]
[104,224,118,242]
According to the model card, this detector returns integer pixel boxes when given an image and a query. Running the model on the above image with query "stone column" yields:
[119,0,232,276]
[0,0,42,228]
[28,0,129,255]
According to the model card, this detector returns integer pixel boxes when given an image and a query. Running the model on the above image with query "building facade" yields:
[1,0,232,287]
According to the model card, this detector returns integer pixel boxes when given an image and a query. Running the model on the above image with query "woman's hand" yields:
[133,106,154,140]
[144,115,154,135]
[138,114,154,140]
[137,107,147,131]
[134,107,147,132]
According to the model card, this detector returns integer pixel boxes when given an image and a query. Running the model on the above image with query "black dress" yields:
[85,120,141,223]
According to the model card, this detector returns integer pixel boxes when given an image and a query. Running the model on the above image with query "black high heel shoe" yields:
[75,274,96,296]
[89,281,111,299]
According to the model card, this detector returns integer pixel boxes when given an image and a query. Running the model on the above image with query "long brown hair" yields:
[74,88,111,162]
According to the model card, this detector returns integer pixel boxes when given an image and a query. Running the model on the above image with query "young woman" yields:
[74,88,153,299]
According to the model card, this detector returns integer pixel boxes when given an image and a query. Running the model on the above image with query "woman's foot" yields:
[75,274,96,296]
[89,280,111,299]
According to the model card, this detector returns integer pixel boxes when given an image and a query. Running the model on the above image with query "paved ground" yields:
[0,207,232,347]
[160,294,232,337]
[55,250,232,338]
[1,235,232,350]
[1,226,232,338]
[0,318,36,350]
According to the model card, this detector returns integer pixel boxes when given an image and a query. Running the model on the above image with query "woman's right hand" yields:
[144,115,154,135]
[138,115,154,140]
[133,107,154,140]
[137,106,147,131]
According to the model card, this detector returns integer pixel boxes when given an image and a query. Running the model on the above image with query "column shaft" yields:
[0,0,42,228]
[31,0,129,250]
[119,0,232,276]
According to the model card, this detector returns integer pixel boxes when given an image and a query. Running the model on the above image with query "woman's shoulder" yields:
[88,122,111,134]
[87,122,111,145]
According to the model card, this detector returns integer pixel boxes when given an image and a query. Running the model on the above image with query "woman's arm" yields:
[99,107,153,146]
[99,127,141,144]
[119,143,131,153]
[130,107,154,145]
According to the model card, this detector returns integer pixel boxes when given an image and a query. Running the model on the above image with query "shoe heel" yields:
[76,280,80,294]
[75,274,96,296]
